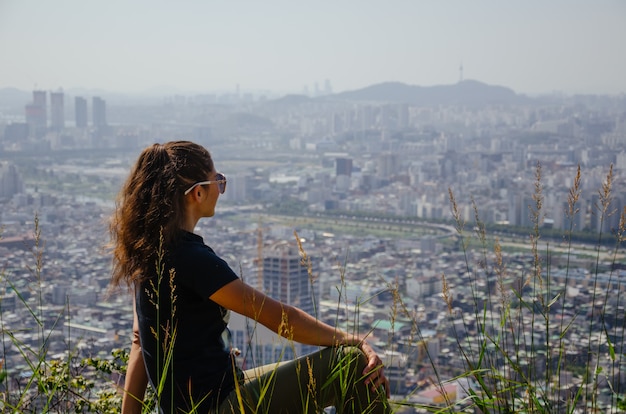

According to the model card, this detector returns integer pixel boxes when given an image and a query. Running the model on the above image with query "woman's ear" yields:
[192,186,208,202]
[187,188,202,203]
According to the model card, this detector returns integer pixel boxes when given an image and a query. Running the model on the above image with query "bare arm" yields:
[121,303,149,414]
[210,279,389,395]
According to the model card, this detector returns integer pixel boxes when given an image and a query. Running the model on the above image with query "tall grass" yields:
[418,163,626,413]
[0,215,125,412]
[1,163,624,413]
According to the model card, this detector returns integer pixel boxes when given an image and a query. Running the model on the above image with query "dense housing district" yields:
[0,81,625,410]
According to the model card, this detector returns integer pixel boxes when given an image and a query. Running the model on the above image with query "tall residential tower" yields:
[25,90,47,137]
[50,91,65,130]
[92,97,107,127]
[75,97,88,128]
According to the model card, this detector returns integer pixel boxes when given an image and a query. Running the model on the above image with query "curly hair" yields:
[109,141,214,288]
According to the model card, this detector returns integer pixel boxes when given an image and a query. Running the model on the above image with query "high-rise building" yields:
[92,97,107,127]
[0,162,24,199]
[336,157,353,177]
[227,241,320,367]
[75,97,88,128]
[508,193,536,228]
[33,90,46,108]
[25,90,47,137]
[262,242,316,317]
[50,91,65,130]
[263,242,318,354]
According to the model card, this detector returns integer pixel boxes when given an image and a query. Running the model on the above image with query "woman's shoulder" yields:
[170,231,239,292]
[175,232,216,255]
[173,231,224,266]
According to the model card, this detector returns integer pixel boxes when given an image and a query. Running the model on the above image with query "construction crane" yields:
[256,223,263,290]
[238,217,268,291]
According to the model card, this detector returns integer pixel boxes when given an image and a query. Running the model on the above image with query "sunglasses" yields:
[184,172,227,195]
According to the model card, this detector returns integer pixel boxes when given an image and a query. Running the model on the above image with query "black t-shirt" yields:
[136,230,240,413]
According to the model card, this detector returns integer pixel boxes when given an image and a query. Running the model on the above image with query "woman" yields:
[110,141,390,413]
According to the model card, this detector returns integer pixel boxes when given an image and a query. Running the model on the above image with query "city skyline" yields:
[1,1,625,96]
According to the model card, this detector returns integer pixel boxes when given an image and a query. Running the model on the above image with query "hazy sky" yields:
[1,0,625,96]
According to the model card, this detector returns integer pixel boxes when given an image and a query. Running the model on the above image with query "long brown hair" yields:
[109,141,214,288]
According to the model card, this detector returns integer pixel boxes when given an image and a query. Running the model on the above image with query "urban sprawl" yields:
[0,81,625,411]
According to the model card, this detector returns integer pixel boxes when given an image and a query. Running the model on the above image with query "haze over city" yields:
[1,0,625,96]
[2,1,626,411]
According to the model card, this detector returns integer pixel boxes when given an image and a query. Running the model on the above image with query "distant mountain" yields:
[332,80,529,106]
[0,87,30,108]
[0,80,532,110]
[268,94,313,106]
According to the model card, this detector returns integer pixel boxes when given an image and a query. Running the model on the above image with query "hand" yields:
[359,341,390,398]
